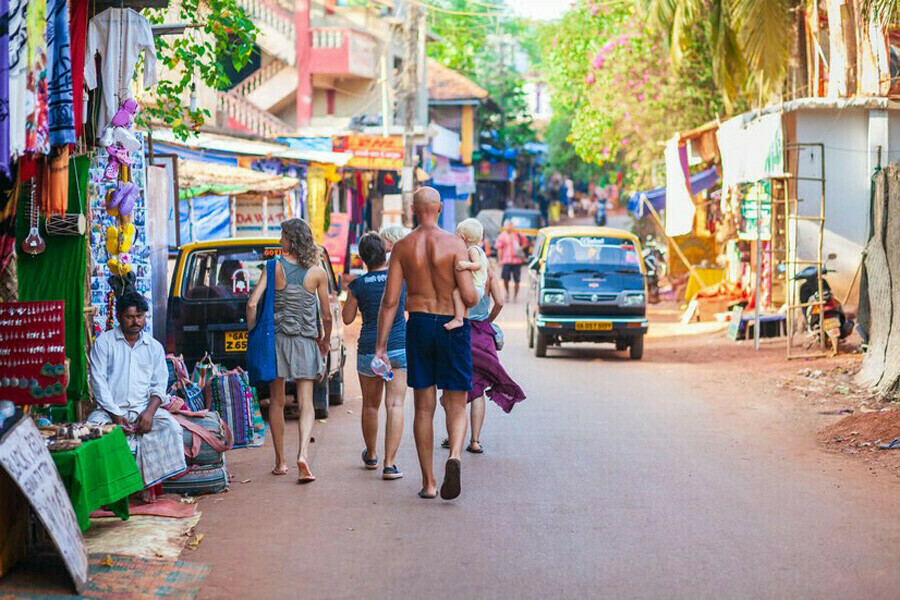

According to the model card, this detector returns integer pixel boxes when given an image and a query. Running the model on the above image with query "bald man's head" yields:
[412,186,442,223]
[413,186,441,207]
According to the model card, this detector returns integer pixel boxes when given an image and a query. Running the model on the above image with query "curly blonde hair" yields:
[280,218,319,268]
[379,224,411,245]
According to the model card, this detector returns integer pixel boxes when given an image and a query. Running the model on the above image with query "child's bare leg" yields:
[444,289,466,330]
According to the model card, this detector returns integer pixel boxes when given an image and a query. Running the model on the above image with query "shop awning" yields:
[178,159,300,199]
[628,167,719,215]
[151,128,351,166]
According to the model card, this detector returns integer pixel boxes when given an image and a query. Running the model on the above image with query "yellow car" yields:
[525,226,648,359]
[166,238,346,419]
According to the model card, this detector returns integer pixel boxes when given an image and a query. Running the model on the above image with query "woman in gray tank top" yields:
[247,218,332,483]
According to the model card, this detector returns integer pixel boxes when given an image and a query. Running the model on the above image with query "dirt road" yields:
[190,302,900,599]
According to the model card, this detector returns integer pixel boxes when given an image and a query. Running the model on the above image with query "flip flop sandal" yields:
[297,475,317,484]
[362,449,379,469]
[440,458,461,500]
[382,465,403,480]
[466,441,484,454]
[418,489,437,499]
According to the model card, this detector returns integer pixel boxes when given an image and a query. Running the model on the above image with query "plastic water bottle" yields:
[370,357,394,381]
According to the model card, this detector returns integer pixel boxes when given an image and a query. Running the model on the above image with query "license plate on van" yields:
[576,321,613,331]
[224,331,248,352]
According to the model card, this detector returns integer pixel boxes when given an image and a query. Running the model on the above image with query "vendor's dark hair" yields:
[117,292,149,315]
[358,232,386,269]
[280,218,319,268]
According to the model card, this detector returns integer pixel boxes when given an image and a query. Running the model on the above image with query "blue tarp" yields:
[170,195,231,245]
[627,167,719,215]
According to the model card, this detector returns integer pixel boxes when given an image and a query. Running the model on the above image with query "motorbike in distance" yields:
[791,253,854,352]
[642,236,666,304]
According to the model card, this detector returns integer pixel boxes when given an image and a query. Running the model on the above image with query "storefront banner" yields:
[432,157,476,194]
[235,198,284,238]
[429,123,461,160]
[322,212,349,275]
[717,113,784,189]
[664,137,695,237]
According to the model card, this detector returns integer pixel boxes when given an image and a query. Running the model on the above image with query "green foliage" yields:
[427,1,536,151]
[143,0,258,140]
[543,110,603,186]
[541,0,733,187]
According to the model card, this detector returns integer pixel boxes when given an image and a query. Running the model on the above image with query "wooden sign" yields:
[0,414,88,593]
[727,304,745,341]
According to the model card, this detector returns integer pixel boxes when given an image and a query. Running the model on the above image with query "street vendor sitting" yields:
[87,292,186,490]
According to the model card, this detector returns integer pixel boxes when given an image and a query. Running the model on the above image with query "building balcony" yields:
[310,27,378,79]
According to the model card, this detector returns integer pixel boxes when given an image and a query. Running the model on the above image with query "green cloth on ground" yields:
[50,427,144,532]
[15,155,91,422]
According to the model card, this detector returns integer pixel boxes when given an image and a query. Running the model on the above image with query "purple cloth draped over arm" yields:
[468,319,526,412]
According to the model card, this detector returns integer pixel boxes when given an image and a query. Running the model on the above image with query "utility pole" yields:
[401,0,420,226]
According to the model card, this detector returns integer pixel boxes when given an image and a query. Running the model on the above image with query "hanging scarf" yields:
[0,0,10,176]
[24,0,49,155]
[47,0,74,146]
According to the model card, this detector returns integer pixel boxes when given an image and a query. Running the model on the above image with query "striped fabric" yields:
[208,368,255,448]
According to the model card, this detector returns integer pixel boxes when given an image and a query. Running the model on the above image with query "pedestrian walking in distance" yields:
[374,187,479,500]
[247,218,332,484]
[495,220,528,302]
[342,233,409,480]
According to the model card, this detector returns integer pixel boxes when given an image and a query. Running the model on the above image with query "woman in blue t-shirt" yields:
[342,233,408,480]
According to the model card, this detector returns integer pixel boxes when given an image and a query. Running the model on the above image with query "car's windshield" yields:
[183,246,279,300]
[506,212,540,229]
[544,236,641,274]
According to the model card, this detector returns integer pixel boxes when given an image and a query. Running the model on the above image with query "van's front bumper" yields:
[536,315,648,340]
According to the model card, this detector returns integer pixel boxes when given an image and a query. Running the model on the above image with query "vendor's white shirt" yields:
[89,327,168,418]
[83,7,158,136]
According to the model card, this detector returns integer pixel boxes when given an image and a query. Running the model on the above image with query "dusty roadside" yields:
[646,303,900,481]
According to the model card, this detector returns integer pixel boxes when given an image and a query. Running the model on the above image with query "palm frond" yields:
[731,0,791,96]
[862,0,900,24]
[710,0,747,110]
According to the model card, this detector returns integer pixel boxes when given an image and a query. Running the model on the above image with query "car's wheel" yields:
[615,339,628,351]
[328,360,344,406]
[533,326,548,358]
[629,335,644,360]
[313,380,329,420]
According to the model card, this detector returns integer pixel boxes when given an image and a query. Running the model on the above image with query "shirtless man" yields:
[375,187,479,500]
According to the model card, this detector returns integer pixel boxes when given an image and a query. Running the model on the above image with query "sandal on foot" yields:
[362,449,379,469]
[383,465,403,480]
[297,459,316,483]
[272,466,289,475]
[440,458,461,500]
[466,441,483,454]
[418,489,437,499]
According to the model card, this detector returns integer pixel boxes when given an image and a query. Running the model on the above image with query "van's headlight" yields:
[542,290,567,305]
[621,293,645,306]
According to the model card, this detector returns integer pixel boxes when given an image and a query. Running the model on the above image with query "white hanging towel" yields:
[84,7,158,138]
[664,136,695,237]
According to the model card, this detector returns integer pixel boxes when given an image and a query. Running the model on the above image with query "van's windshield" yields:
[545,236,641,275]
[183,246,281,300]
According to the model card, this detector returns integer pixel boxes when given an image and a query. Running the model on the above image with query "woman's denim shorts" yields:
[357,348,407,377]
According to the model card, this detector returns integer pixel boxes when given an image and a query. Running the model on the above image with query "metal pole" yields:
[755,184,762,350]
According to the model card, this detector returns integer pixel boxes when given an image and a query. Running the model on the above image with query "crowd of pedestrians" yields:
[248,187,526,500]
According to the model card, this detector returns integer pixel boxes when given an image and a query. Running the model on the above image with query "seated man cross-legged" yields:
[87,292,186,494]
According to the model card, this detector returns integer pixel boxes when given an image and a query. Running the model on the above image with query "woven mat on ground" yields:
[84,513,202,560]
[89,498,197,520]
[0,554,209,599]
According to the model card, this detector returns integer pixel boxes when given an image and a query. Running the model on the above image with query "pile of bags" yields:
[162,354,267,495]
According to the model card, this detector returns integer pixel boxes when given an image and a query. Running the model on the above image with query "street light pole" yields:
[401,1,421,227]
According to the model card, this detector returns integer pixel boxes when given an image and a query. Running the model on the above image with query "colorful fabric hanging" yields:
[8,0,27,159]
[47,0,75,146]
[0,0,10,176]
[25,0,49,155]
[69,0,88,137]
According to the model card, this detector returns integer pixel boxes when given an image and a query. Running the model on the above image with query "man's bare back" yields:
[391,225,471,316]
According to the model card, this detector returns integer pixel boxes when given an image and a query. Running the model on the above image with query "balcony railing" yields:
[309,26,377,79]
[218,90,293,138]
[232,59,288,99]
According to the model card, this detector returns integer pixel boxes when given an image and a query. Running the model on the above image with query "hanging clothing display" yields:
[47,0,75,146]
[0,0,10,177]
[8,0,26,159]
[84,8,157,137]
[69,0,88,137]
[25,0,49,156]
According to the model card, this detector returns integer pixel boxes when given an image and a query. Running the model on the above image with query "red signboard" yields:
[332,135,404,160]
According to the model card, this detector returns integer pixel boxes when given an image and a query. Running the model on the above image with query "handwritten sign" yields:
[727,305,745,341]
[0,414,88,593]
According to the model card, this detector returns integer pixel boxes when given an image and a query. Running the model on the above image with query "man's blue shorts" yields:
[406,312,473,392]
